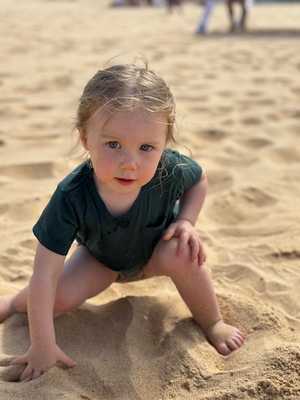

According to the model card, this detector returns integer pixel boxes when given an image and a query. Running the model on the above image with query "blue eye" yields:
[106,141,121,149]
[140,144,154,152]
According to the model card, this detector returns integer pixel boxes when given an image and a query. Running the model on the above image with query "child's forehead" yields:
[89,106,168,133]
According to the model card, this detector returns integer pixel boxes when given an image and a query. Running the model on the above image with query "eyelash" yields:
[140,144,154,152]
[106,141,121,150]
[105,142,154,152]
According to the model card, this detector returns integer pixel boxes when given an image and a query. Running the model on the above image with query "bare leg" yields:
[143,238,245,355]
[226,0,236,32]
[0,246,118,322]
[195,0,215,34]
[239,0,247,31]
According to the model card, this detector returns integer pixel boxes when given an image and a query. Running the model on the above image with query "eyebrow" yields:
[101,133,120,140]
[101,132,161,145]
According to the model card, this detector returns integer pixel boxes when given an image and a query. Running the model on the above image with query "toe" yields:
[232,336,243,347]
[226,339,239,352]
[216,342,231,356]
[236,332,246,343]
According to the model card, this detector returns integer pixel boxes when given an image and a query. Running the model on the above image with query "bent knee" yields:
[53,294,80,314]
[155,237,200,277]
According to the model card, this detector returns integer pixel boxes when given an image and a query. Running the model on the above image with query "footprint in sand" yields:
[291,86,300,95]
[246,90,264,97]
[25,103,53,112]
[8,45,28,55]
[216,106,233,113]
[203,73,217,80]
[0,107,14,118]
[256,98,276,106]
[0,204,9,216]
[16,131,60,142]
[0,253,31,282]
[217,90,234,98]
[207,186,277,226]
[214,144,257,167]
[217,262,289,295]
[0,96,25,105]
[200,127,228,141]
[240,115,264,126]
[265,112,283,122]
[19,239,36,251]
[241,136,273,150]
[187,105,212,114]
[52,74,73,89]
[215,263,267,293]
[0,198,45,223]
[178,93,209,104]
[289,110,300,120]
[252,77,267,85]
[267,146,300,163]
[0,161,60,180]
[206,169,234,193]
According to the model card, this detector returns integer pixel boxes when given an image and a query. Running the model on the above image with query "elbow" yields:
[200,172,208,194]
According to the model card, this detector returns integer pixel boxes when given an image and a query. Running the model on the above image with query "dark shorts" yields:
[116,264,146,283]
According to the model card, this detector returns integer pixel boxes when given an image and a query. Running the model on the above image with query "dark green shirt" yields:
[33,149,202,273]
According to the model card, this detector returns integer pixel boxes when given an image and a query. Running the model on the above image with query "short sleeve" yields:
[164,150,202,199]
[32,185,79,255]
[175,153,202,192]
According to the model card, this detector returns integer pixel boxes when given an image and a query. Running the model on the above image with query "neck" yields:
[93,174,140,216]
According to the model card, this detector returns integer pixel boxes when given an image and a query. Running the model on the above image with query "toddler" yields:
[0,63,245,382]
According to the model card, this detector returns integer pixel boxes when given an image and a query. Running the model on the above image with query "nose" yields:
[120,150,137,171]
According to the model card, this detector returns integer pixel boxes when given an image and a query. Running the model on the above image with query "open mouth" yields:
[115,178,136,186]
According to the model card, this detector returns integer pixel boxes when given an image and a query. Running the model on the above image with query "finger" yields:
[20,365,33,382]
[10,355,28,366]
[177,232,189,256]
[163,225,176,240]
[32,369,43,380]
[198,251,205,266]
[189,237,199,261]
[22,375,33,383]
[197,243,206,266]
[57,351,76,369]
[0,357,16,367]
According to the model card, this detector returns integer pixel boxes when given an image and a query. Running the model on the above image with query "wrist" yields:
[176,217,195,226]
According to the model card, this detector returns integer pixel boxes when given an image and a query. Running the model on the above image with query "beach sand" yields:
[0,0,300,398]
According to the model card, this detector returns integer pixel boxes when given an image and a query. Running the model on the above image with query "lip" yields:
[115,178,136,186]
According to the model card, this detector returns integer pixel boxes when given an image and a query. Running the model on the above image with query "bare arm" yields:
[28,243,65,350]
[177,172,208,225]
[12,243,76,381]
[163,173,208,264]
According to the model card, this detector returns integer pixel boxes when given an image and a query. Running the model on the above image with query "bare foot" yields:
[205,320,246,355]
[0,296,15,323]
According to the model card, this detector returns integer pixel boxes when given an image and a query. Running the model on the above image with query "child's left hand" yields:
[162,219,206,266]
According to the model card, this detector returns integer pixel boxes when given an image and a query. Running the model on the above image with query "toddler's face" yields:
[81,107,168,198]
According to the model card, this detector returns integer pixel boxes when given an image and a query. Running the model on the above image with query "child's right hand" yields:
[9,343,76,382]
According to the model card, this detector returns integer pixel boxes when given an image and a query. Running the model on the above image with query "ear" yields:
[79,129,88,150]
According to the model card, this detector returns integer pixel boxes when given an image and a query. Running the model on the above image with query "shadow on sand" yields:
[196,28,300,39]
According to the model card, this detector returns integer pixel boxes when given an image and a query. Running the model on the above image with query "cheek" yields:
[141,154,162,179]
[92,149,116,176]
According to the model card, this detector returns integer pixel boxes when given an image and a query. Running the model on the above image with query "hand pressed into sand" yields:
[9,344,76,382]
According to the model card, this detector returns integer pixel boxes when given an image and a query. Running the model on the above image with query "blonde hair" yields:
[75,63,176,144]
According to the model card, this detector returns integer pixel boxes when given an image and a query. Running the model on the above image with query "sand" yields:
[0,0,300,398]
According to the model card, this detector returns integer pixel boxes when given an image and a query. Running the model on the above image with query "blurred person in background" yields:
[195,0,253,34]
